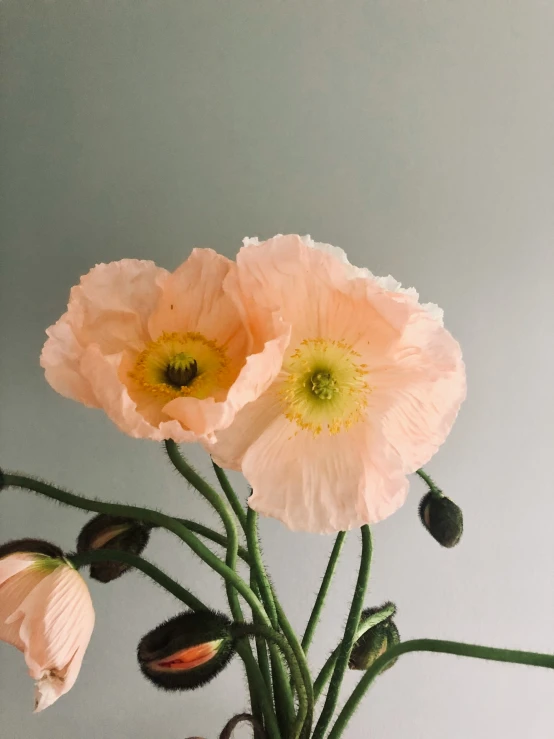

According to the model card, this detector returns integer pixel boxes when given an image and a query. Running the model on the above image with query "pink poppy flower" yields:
[0,543,95,712]
[40,250,289,442]
[208,235,466,533]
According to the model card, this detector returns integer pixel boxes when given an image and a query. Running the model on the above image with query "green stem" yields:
[232,623,308,739]
[252,577,274,695]
[313,602,396,702]
[212,461,248,533]
[70,549,206,611]
[164,442,266,732]
[177,519,250,562]
[312,525,372,739]
[246,507,295,734]
[327,639,554,739]
[415,468,442,495]
[301,532,346,654]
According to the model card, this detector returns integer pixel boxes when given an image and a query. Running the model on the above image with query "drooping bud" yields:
[419,491,463,548]
[0,538,64,561]
[138,610,235,690]
[349,602,400,672]
[77,514,150,582]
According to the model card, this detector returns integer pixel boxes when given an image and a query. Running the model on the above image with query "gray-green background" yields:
[1,2,554,737]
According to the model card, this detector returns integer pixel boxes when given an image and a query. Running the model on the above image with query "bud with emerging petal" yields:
[349,602,400,672]
[419,491,463,548]
[138,610,235,690]
[77,514,151,582]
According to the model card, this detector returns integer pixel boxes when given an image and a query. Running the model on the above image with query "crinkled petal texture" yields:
[0,556,95,712]
[40,251,289,442]
[209,235,466,533]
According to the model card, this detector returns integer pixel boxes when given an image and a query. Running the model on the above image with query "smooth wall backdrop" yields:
[1,2,554,738]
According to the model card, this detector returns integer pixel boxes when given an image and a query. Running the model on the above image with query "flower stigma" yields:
[280,338,371,436]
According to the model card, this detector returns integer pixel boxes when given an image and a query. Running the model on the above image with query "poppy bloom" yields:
[209,235,466,533]
[0,539,95,712]
[40,251,289,442]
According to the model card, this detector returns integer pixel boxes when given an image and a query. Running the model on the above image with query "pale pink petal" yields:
[7,565,95,711]
[0,553,36,586]
[148,249,249,361]
[79,345,196,441]
[0,558,43,650]
[41,260,169,405]
[243,414,409,533]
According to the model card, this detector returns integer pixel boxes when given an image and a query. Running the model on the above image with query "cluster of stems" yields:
[2,451,554,738]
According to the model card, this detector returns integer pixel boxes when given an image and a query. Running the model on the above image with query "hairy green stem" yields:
[232,623,309,739]
[246,508,295,734]
[70,549,207,610]
[415,468,442,495]
[177,519,250,562]
[313,601,397,701]
[327,639,554,739]
[302,532,346,653]
[212,461,248,533]
[164,441,266,731]
[312,525,372,739]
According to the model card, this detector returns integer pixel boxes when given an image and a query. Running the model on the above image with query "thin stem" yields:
[70,549,207,611]
[246,508,295,733]
[232,623,309,739]
[415,468,442,494]
[164,442,267,732]
[177,519,250,562]
[219,714,267,739]
[301,532,346,654]
[212,461,248,533]
[313,602,396,702]
[327,639,554,739]
[312,525,372,739]
[252,577,274,694]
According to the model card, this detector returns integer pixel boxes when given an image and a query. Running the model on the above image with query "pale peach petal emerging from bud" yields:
[40,252,289,442]
[208,235,466,533]
[0,550,95,712]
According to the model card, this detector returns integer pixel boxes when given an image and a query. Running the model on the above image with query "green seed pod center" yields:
[310,370,338,400]
[166,353,198,388]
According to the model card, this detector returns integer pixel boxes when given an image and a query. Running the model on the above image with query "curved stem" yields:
[312,525,372,739]
[313,602,396,701]
[220,713,267,739]
[301,532,346,653]
[70,549,207,611]
[327,639,554,739]
[415,468,442,495]
[246,508,295,733]
[177,519,250,562]
[212,461,248,533]
[164,442,268,733]
[232,623,308,739]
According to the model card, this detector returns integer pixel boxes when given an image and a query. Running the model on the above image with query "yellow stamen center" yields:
[280,338,371,436]
[129,331,230,401]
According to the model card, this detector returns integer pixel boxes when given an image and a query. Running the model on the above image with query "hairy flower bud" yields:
[0,538,65,561]
[419,491,463,548]
[138,610,235,690]
[76,514,151,582]
[350,602,400,671]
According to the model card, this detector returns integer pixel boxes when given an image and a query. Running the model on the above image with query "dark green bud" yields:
[350,602,400,671]
[419,491,463,548]
[137,610,235,691]
[77,514,151,582]
[0,538,64,560]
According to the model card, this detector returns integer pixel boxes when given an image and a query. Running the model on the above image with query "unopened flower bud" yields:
[77,514,150,583]
[138,610,235,690]
[419,491,463,548]
[350,603,400,672]
[0,538,64,561]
